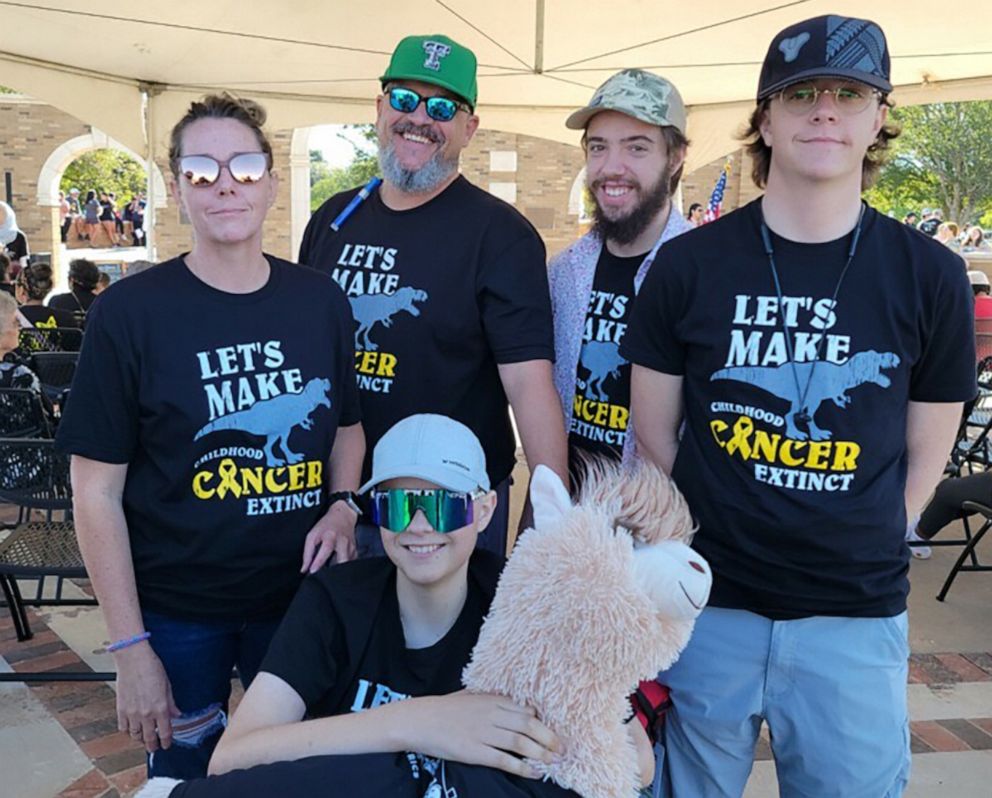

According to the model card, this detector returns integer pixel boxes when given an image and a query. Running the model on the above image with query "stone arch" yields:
[289,127,312,260]
[35,129,168,209]
[567,167,590,223]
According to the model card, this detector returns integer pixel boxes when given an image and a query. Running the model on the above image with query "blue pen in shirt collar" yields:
[330,176,382,232]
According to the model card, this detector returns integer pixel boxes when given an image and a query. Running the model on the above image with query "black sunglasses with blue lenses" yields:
[370,488,480,533]
[386,87,470,122]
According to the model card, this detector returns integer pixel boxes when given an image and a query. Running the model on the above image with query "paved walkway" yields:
[2,502,990,796]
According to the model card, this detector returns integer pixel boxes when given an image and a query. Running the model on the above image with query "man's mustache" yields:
[391,122,444,144]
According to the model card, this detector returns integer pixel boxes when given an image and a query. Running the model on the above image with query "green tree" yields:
[310,149,332,186]
[865,101,992,225]
[61,150,147,204]
[863,155,939,220]
[310,126,379,211]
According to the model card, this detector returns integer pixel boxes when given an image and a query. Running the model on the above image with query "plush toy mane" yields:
[573,453,696,546]
[462,458,704,798]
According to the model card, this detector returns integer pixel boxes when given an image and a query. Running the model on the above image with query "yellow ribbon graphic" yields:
[725,416,754,459]
[214,459,243,499]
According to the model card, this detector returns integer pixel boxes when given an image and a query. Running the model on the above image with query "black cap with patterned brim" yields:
[757,15,892,101]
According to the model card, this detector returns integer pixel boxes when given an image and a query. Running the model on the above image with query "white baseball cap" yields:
[359,414,490,494]
[968,270,990,288]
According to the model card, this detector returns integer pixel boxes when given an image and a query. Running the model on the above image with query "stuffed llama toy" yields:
[135,459,710,798]
[461,460,710,798]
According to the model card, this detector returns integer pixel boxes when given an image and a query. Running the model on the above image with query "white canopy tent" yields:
[3,1,992,252]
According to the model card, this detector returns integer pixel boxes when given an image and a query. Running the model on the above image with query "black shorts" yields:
[169,752,580,798]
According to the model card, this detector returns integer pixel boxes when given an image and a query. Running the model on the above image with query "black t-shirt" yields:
[49,289,97,317]
[3,232,28,264]
[262,550,503,718]
[55,256,361,620]
[622,199,977,619]
[20,304,81,330]
[918,218,940,237]
[569,247,641,462]
[299,177,554,487]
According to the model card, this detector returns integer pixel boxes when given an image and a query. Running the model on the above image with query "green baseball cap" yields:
[566,68,686,135]
[380,34,478,109]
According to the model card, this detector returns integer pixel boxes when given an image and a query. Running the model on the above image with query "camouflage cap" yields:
[565,69,687,134]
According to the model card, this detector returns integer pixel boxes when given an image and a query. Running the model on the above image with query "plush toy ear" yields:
[530,464,573,529]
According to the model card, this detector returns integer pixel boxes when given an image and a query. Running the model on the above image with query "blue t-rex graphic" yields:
[710,349,900,441]
[194,377,332,467]
[579,341,627,401]
[348,287,429,351]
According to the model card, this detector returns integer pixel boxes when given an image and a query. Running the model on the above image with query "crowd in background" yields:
[59,187,146,246]
[905,207,992,253]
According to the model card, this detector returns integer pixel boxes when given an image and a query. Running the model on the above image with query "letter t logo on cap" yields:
[422,41,452,71]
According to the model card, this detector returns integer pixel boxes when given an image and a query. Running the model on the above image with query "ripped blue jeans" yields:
[141,609,281,780]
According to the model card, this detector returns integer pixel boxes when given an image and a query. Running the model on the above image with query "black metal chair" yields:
[18,326,83,353]
[953,357,992,471]
[936,500,992,601]
[0,387,51,438]
[0,437,112,682]
[908,362,992,562]
[29,351,79,403]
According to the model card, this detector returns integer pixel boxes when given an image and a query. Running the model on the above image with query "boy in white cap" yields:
[206,414,566,789]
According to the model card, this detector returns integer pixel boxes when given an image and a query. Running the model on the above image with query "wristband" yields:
[328,491,363,517]
[106,631,151,652]
[629,679,672,746]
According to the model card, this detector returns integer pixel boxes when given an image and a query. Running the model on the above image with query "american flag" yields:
[703,158,733,223]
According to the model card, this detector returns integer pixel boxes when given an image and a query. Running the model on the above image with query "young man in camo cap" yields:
[622,15,975,796]
[547,69,693,485]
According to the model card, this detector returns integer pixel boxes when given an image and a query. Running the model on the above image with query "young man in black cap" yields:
[299,35,567,556]
[622,15,976,796]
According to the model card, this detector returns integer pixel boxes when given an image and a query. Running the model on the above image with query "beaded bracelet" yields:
[106,631,151,653]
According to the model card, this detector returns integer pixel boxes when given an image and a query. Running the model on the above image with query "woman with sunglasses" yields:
[56,93,364,780]
[197,414,582,796]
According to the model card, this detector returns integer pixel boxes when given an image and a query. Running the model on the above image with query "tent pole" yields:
[534,0,545,73]
[140,83,162,262]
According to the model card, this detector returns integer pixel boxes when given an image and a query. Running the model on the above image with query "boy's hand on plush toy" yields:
[626,717,656,788]
[409,691,563,778]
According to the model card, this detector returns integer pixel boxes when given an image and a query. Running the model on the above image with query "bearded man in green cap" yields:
[300,35,567,560]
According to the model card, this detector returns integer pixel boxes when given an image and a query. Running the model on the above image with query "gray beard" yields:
[378,139,459,195]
